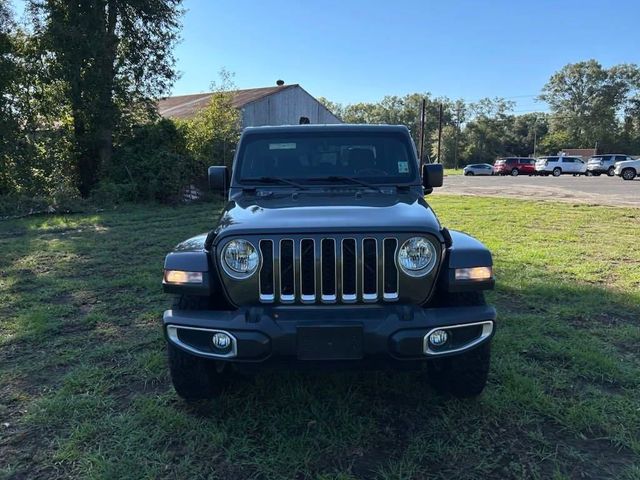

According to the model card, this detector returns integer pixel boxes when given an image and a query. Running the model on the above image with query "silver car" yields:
[586,154,634,176]
[463,164,494,176]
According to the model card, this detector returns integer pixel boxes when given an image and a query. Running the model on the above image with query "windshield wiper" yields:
[308,175,383,192]
[242,177,308,189]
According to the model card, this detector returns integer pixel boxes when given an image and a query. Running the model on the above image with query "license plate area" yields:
[297,325,363,360]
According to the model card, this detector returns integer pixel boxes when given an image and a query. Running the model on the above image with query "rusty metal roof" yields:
[559,148,597,158]
[158,84,299,120]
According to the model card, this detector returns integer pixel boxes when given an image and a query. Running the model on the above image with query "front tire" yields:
[622,168,636,180]
[607,166,615,177]
[427,291,491,398]
[511,168,519,176]
[168,343,229,400]
[466,171,474,176]
[552,167,562,177]
[167,295,231,400]
[428,343,491,398]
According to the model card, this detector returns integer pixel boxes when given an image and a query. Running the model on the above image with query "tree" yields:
[316,97,344,120]
[30,0,183,196]
[502,113,549,157]
[0,0,18,194]
[177,69,241,171]
[539,60,639,150]
[322,93,452,162]
[430,125,459,167]
[462,98,516,163]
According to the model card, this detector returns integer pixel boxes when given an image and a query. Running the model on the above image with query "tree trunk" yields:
[93,0,118,192]
[69,61,94,198]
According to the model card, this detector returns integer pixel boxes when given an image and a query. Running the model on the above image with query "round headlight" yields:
[222,239,259,276]
[397,237,437,277]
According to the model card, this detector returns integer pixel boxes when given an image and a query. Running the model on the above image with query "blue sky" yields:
[172,0,640,112]
[11,0,640,112]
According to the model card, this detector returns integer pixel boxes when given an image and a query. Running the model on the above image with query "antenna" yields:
[419,98,426,167]
[436,103,443,164]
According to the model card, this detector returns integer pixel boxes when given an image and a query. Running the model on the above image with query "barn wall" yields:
[241,86,342,127]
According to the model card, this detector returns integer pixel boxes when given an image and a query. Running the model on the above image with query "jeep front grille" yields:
[258,237,399,304]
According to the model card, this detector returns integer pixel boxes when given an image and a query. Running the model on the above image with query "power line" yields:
[452,93,542,103]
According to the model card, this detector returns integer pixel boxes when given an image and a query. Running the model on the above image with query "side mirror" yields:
[422,163,443,193]
[208,166,229,194]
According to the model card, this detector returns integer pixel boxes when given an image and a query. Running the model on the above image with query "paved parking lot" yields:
[436,174,640,207]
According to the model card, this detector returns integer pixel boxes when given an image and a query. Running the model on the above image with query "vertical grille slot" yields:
[362,238,378,301]
[300,239,315,302]
[280,239,295,302]
[341,239,357,302]
[321,239,336,302]
[383,238,398,300]
[259,240,274,302]
[255,235,402,304]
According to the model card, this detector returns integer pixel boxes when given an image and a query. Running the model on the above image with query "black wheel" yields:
[427,292,491,398]
[466,171,474,176]
[167,295,231,400]
[510,168,519,176]
[586,171,593,177]
[607,166,615,177]
[552,167,562,177]
[622,168,636,181]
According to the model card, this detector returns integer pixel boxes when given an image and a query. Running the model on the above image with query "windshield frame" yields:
[232,130,422,187]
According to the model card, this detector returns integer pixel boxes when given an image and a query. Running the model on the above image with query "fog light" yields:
[212,332,232,350]
[429,329,449,346]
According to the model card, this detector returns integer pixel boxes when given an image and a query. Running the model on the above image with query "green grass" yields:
[444,168,463,176]
[1,197,639,479]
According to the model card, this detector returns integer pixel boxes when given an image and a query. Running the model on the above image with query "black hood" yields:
[211,190,442,242]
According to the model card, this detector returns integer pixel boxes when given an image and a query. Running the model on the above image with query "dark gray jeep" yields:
[162,124,496,400]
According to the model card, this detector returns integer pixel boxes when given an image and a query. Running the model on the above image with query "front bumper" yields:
[163,304,496,364]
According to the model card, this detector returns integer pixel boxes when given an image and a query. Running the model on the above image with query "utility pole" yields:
[454,104,460,170]
[419,98,426,167]
[436,103,443,164]
[533,115,538,158]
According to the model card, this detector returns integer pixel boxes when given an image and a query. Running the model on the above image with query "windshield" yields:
[236,132,418,184]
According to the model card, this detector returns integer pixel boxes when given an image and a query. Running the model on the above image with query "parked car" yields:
[535,156,587,176]
[463,163,494,176]
[493,157,536,176]
[614,157,640,180]
[162,124,496,401]
[586,154,634,176]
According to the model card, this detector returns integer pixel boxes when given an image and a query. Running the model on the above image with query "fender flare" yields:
[440,229,494,292]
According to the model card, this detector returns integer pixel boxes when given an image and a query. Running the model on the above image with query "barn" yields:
[158,82,342,127]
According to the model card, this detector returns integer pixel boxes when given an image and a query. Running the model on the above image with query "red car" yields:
[493,157,536,176]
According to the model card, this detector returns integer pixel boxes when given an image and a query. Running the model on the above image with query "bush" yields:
[0,183,84,218]
[107,119,197,203]
[89,181,138,206]
[177,90,241,170]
